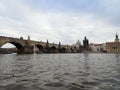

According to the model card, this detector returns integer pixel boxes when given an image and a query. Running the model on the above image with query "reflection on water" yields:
[0,53,120,90]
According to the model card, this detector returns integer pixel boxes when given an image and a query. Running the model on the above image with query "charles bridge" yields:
[0,36,82,54]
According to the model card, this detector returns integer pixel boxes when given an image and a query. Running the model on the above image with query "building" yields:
[106,34,120,53]
[71,40,82,53]
[90,43,106,52]
[76,40,81,48]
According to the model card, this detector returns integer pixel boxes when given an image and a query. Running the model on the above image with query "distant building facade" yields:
[106,34,120,53]
[71,40,82,53]
[90,43,106,52]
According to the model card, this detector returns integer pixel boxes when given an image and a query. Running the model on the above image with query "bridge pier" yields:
[17,46,34,54]
[17,48,24,54]
[23,46,34,54]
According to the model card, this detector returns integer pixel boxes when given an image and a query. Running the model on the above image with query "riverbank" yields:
[0,48,16,54]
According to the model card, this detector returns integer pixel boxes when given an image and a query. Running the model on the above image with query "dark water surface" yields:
[0,53,120,90]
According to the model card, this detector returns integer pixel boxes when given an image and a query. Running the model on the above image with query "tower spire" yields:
[115,33,119,42]
[116,33,118,39]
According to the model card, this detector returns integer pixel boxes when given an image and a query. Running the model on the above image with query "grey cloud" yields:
[0,0,120,45]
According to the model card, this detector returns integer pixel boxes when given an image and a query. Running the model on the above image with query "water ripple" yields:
[0,53,120,90]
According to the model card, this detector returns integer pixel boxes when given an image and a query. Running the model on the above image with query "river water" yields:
[0,53,120,90]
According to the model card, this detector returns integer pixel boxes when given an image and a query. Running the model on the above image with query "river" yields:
[0,53,120,90]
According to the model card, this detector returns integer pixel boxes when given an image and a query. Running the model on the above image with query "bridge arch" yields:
[0,41,24,54]
[36,44,44,53]
[50,46,58,53]
[60,47,66,53]
[1,43,15,48]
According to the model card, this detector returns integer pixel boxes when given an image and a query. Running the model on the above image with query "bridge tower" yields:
[83,36,89,51]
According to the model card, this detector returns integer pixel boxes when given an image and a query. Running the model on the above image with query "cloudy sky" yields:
[0,0,120,46]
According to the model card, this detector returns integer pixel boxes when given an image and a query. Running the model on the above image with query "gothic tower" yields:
[83,36,89,50]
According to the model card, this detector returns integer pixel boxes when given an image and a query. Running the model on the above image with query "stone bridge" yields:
[0,36,81,54]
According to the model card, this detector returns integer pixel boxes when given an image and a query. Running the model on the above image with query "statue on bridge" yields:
[28,35,30,41]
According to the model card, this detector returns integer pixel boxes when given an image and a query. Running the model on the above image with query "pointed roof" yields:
[115,33,119,42]
[116,33,118,39]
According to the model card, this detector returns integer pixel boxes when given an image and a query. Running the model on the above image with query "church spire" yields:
[116,33,118,39]
[115,33,119,42]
